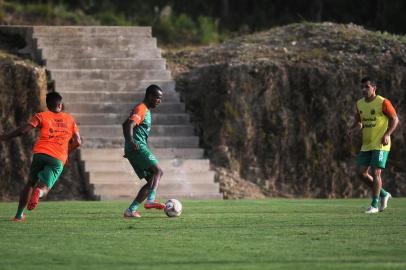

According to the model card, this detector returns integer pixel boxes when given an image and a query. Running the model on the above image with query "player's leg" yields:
[364,167,382,213]
[123,151,152,218]
[144,165,165,210]
[13,177,37,221]
[124,179,152,218]
[27,154,63,211]
[13,154,44,221]
[357,166,389,198]
[371,150,391,212]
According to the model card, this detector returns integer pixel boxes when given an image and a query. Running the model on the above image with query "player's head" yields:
[144,84,163,109]
[46,92,63,112]
[361,77,377,99]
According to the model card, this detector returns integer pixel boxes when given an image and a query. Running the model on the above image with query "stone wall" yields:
[0,56,88,200]
[166,23,406,198]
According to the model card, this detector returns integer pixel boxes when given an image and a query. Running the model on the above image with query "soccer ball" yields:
[164,199,182,217]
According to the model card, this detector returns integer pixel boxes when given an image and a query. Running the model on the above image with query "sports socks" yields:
[128,201,140,212]
[147,190,156,202]
[15,208,24,219]
[371,196,379,208]
[39,189,45,198]
[379,188,388,198]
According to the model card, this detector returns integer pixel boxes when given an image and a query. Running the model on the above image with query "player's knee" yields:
[371,169,382,179]
[357,169,369,179]
[37,183,50,196]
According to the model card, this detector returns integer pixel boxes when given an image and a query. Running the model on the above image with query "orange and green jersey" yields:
[356,95,397,151]
[29,111,79,164]
[125,102,151,152]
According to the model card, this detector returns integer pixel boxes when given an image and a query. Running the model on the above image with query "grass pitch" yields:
[0,199,405,270]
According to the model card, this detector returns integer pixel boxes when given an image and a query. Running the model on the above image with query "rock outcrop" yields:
[165,22,406,198]
[0,53,88,200]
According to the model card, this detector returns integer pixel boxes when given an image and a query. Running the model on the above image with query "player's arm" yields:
[381,99,399,145]
[0,123,35,141]
[122,118,139,151]
[68,131,81,154]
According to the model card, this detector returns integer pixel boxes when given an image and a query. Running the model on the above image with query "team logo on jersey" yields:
[371,109,375,115]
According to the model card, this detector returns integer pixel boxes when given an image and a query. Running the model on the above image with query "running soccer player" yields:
[348,77,399,214]
[122,84,165,218]
[0,92,81,222]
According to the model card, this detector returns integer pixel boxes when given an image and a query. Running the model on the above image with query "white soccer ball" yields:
[164,199,182,217]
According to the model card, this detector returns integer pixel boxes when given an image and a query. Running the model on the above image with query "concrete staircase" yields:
[29,26,222,200]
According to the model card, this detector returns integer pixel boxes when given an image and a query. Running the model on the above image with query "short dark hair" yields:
[145,84,162,98]
[46,92,62,110]
[361,77,377,87]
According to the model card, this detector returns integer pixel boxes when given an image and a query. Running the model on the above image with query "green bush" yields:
[197,16,219,44]
[94,11,131,26]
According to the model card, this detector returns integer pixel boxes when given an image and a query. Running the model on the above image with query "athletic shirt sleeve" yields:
[28,113,42,128]
[129,103,147,125]
[382,99,397,118]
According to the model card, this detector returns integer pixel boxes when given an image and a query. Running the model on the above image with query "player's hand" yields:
[381,134,390,146]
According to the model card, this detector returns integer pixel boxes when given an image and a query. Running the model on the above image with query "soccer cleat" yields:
[123,209,141,218]
[365,206,379,214]
[27,187,41,211]
[12,214,26,222]
[144,201,165,210]
[379,193,392,212]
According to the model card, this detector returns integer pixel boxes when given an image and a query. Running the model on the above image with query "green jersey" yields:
[125,102,152,152]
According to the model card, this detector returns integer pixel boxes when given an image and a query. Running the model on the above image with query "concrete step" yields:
[81,136,200,148]
[73,113,190,125]
[88,171,215,184]
[92,182,220,200]
[85,159,210,173]
[33,26,151,36]
[36,36,157,47]
[50,69,171,81]
[66,102,184,114]
[80,148,204,160]
[95,188,222,200]
[40,47,161,59]
[61,90,179,103]
[97,192,222,200]
[79,125,195,137]
[55,80,175,92]
[45,58,165,70]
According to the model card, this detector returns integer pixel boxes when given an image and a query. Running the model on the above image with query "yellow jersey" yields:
[356,95,396,151]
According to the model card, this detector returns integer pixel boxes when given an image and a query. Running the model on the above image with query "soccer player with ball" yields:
[348,77,399,214]
[122,85,166,218]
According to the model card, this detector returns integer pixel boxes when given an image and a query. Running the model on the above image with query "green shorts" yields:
[356,150,389,169]
[124,147,158,180]
[29,153,64,189]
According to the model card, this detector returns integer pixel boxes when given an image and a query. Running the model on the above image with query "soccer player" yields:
[0,92,81,221]
[348,77,399,214]
[122,85,166,218]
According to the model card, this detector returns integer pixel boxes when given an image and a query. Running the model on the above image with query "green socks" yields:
[379,188,388,198]
[147,190,156,202]
[129,201,140,211]
[371,196,379,208]
[15,208,24,219]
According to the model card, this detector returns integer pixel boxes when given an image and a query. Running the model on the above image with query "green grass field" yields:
[0,199,405,270]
